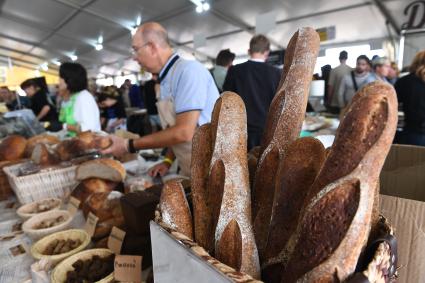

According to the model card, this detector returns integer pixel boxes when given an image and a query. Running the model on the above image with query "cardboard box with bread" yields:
[153,27,400,283]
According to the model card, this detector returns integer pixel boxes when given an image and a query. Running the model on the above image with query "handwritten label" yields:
[83,212,98,238]
[67,197,80,216]
[114,255,142,282]
[107,226,126,255]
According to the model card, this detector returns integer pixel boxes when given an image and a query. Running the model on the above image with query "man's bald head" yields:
[136,22,170,48]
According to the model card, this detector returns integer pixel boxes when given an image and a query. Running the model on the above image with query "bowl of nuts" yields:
[17,198,62,220]
[22,210,73,240]
[31,229,90,265]
[51,248,115,283]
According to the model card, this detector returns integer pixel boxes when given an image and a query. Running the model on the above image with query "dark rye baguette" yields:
[261,137,325,282]
[191,123,214,252]
[280,81,398,282]
[251,27,320,258]
[209,92,260,279]
[159,180,193,239]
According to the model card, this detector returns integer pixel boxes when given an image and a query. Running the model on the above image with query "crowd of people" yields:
[0,21,424,178]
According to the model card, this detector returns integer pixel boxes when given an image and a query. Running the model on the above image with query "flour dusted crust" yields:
[209,92,260,279]
[251,27,320,258]
[76,158,126,182]
[280,81,398,282]
[159,180,193,239]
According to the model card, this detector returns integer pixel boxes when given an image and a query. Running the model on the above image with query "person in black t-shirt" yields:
[223,34,281,150]
[20,79,58,122]
[395,50,425,146]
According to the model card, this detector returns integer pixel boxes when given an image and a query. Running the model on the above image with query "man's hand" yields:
[148,162,171,177]
[101,135,128,157]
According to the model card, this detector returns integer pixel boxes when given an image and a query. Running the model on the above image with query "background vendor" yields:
[58,62,101,136]
[103,22,219,177]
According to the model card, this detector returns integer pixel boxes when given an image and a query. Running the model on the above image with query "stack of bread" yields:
[156,27,398,283]
[0,131,112,167]
[72,158,126,240]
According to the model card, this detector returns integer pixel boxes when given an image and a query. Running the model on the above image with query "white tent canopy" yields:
[0,0,420,78]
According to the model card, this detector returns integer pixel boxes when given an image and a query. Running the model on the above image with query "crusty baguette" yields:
[76,158,126,182]
[251,27,320,258]
[25,134,60,157]
[280,81,398,282]
[0,135,27,161]
[209,92,260,278]
[31,143,60,166]
[159,180,193,239]
[191,123,214,252]
[261,137,325,282]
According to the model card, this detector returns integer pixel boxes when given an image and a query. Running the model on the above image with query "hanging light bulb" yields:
[195,5,203,13]
[202,2,210,11]
[70,54,78,61]
[40,62,49,71]
[95,44,103,51]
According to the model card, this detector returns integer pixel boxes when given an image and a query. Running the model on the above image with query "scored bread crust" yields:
[251,27,320,258]
[76,158,126,182]
[280,81,398,282]
[159,180,193,239]
[209,92,260,279]
[261,137,325,282]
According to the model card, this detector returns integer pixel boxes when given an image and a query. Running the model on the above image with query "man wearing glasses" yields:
[104,22,219,177]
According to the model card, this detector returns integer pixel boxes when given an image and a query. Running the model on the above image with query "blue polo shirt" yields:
[159,53,219,125]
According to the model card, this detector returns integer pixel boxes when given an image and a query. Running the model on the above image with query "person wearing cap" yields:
[370,56,391,83]
[103,22,219,178]
[223,34,281,150]
[327,50,352,113]
[211,49,235,92]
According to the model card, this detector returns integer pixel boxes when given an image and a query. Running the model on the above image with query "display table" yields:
[0,198,86,283]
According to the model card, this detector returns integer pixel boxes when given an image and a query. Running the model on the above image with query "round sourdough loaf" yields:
[76,158,126,182]
[0,135,27,161]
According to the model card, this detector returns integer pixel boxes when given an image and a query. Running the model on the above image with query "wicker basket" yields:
[31,229,90,266]
[22,210,73,240]
[51,248,114,283]
[156,210,397,283]
[17,198,62,220]
[3,161,77,204]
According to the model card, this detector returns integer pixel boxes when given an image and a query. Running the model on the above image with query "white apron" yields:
[156,59,192,177]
